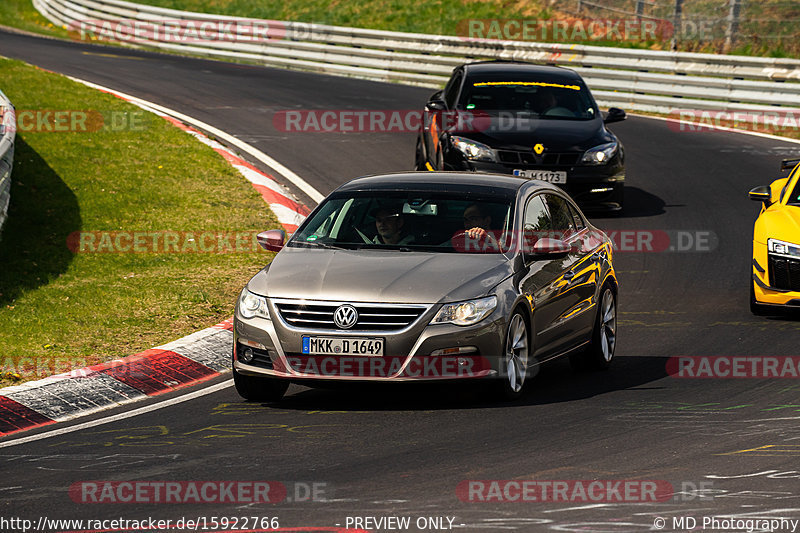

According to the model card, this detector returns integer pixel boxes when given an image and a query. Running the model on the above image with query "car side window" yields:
[522,195,552,251]
[524,195,551,230]
[567,202,586,230]
[543,194,577,239]
[444,72,462,109]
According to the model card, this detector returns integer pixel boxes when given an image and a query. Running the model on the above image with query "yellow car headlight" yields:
[768,238,800,259]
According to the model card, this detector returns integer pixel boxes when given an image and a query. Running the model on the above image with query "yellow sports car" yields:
[749,158,800,315]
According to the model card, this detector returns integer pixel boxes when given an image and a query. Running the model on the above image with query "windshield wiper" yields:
[289,241,354,250]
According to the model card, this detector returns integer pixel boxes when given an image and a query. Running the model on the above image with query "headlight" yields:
[581,142,618,165]
[768,238,800,258]
[238,289,270,319]
[431,296,497,326]
[451,136,495,162]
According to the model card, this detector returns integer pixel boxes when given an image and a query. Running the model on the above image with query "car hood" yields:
[452,116,612,152]
[755,205,800,244]
[248,247,514,304]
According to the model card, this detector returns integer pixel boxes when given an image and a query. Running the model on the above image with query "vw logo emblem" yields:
[333,304,358,329]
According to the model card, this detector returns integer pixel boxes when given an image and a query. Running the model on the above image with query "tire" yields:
[750,277,770,316]
[233,366,289,402]
[414,136,427,171]
[571,284,617,371]
[493,310,530,401]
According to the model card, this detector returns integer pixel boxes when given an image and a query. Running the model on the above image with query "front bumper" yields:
[752,244,800,307]
[465,160,625,211]
[232,304,507,382]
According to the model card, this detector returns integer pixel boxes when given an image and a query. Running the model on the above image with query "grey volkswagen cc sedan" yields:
[233,172,617,402]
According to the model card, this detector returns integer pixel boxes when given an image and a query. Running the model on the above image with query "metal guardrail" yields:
[34,0,800,114]
[0,90,15,235]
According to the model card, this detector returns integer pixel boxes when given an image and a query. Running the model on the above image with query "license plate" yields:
[302,336,384,356]
[513,169,567,183]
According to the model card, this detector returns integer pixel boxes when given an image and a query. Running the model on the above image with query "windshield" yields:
[458,77,598,121]
[290,191,516,254]
[789,179,800,206]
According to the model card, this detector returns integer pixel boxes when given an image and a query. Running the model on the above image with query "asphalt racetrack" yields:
[1,28,800,532]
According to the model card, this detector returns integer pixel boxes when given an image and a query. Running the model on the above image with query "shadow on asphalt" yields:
[0,137,80,305]
[589,186,668,219]
[251,355,671,412]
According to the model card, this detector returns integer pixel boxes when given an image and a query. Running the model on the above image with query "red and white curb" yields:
[0,76,315,438]
[0,320,233,436]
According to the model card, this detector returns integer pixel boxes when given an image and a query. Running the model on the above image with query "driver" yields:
[372,204,415,245]
[533,87,573,117]
[458,203,500,251]
[463,203,493,240]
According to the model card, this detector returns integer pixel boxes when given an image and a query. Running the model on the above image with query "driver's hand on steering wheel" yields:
[465,227,488,240]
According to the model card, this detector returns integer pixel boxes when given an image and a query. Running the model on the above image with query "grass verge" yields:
[0,0,70,38]
[0,57,279,386]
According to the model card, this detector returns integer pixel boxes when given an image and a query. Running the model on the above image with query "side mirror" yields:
[426,99,447,112]
[748,185,772,206]
[781,158,800,171]
[604,107,626,124]
[257,229,285,252]
[533,238,571,255]
[523,238,571,262]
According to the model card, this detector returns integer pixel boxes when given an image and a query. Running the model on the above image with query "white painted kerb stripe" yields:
[0,379,233,448]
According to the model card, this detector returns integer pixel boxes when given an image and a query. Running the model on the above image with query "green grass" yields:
[123,0,546,37]
[0,0,70,38]
[0,58,279,386]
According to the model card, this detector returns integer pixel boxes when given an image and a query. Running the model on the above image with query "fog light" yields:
[590,187,613,193]
[241,347,254,363]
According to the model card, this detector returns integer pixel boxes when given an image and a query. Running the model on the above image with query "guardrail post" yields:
[670,0,683,51]
[723,0,743,54]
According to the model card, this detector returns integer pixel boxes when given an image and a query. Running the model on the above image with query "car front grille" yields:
[769,254,800,291]
[496,150,581,168]
[272,300,429,332]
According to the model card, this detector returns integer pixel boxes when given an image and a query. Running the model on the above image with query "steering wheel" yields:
[453,228,500,252]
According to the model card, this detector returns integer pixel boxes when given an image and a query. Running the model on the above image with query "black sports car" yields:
[415,61,627,211]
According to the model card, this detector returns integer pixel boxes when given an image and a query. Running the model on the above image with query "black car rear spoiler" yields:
[781,158,800,171]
